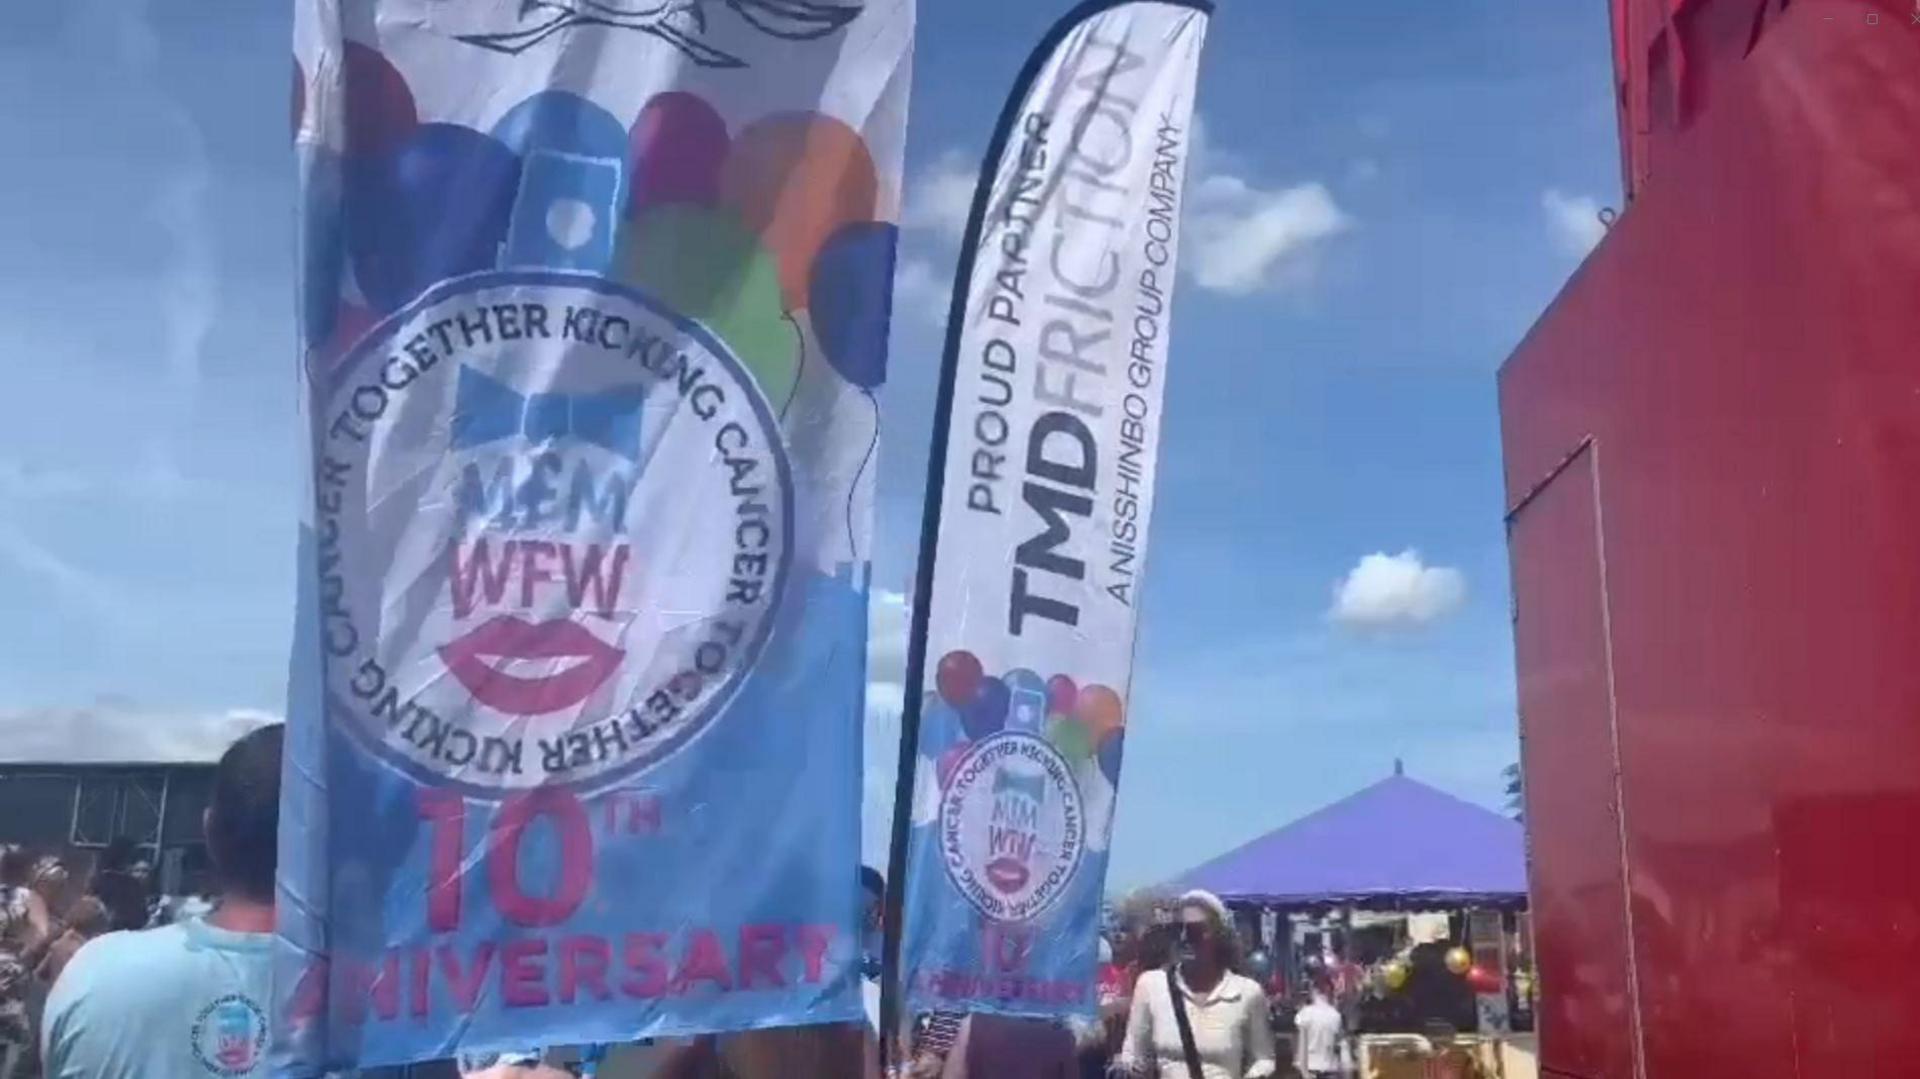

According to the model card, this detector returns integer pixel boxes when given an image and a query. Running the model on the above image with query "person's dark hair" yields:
[0,844,32,888]
[206,724,284,903]
[98,837,139,875]
[859,865,884,902]
[181,845,215,896]
[1136,923,1175,971]
[90,873,144,932]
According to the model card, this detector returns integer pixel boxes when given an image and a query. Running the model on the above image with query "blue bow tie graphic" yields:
[450,367,646,460]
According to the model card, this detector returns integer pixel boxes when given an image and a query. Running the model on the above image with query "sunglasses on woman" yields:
[1179,922,1211,945]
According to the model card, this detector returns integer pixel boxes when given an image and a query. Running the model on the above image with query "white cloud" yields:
[1328,549,1467,631]
[889,151,971,332]
[903,152,976,241]
[1542,188,1607,257]
[1186,177,1351,296]
[0,701,277,765]
[902,125,1355,305]
[891,257,952,330]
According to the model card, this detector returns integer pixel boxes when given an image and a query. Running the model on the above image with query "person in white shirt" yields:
[1293,981,1344,1079]
[1117,890,1276,1079]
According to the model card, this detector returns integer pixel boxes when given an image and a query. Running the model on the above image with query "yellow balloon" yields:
[1383,961,1410,990]
[1445,946,1473,976]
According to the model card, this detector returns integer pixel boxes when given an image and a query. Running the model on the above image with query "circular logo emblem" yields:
[190,994,267,1076]
[315,272,793,794]
[939,731,1086,923]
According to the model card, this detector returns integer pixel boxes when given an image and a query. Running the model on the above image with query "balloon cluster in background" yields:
[1372,946,1504,996]
[929,650,1127,789]
[292,47,900,407]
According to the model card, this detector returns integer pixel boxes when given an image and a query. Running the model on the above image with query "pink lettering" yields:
[560,543,631,616]
[501,938,550,1008]
[517,541,558,608]
[410,948,430,1019]
[448,540,634,617]
[795,925,834,985]
[438,943,496,1014]
[737,924,787,990]
[449,539,516,618]
[672,929,734,994]
[622,933,670,998]
[559,935,613,1004]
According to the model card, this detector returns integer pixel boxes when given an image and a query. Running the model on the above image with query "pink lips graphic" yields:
[986,856,1031,896]
[438,616,624,716]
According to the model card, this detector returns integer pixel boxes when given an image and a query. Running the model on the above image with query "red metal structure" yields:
[1500,1,1920,1075]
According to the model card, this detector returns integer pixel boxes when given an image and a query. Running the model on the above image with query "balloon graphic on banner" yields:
[936,651,984,709]
[937,745,973,789]
[1077,685,1126,745]
[1002,668,1048,733]
[629,92,729,213]
[921,692,964,748]
[342,42,417,160]
[347,123,518,311]
[719,112,878,309]
[961,676,1010,740]
[493,90,627,159]
[301,148,345,346]
[620,203,797,405]
[1097,730,1124,786]
[1047,674,1077,716]
[312,303,379,372]
[1046,716,1094,762]
[492,92,629,274]
[808,222,897,389]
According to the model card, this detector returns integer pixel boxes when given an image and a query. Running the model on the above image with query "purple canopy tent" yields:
[1171,770,1528,910]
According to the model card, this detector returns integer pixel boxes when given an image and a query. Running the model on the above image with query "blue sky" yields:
[0,1,1618,890]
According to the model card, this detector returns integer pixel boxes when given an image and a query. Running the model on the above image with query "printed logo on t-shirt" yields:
[189,993,267,1076]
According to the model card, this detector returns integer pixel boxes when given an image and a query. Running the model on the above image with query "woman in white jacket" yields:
[1116,891,1276,1079]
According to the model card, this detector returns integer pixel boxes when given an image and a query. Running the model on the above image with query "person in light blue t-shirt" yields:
[39,724,565,1079]
[41,725,286,1079]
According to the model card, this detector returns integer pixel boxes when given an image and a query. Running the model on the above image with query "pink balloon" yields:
[629,92,729,216]
[1047,674,1077,716]
[343,42,418,160]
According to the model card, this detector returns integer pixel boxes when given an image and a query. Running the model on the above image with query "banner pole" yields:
[875,1,1186,1067]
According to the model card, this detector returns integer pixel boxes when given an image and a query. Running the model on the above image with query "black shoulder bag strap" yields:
[1165,965,1206,1079]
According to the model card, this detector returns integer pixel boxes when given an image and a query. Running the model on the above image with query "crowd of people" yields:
[0,724,1351,1079]
[0,827,192,1077]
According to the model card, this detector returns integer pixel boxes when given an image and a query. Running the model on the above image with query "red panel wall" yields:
[1501,7,1920,1077]
[1509,448,1640,1079]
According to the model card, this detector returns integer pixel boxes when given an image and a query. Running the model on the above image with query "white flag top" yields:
[897,0,1208,1018]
